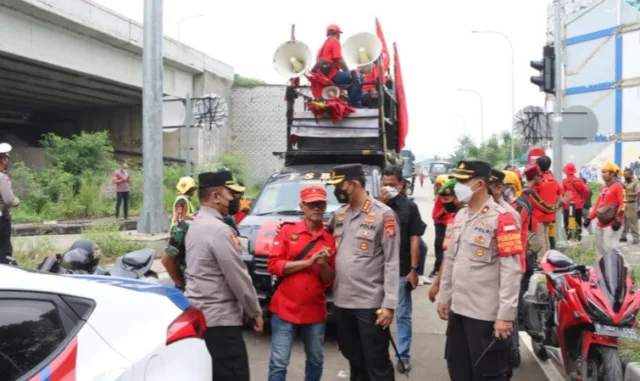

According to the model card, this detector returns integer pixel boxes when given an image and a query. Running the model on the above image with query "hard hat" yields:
[0,142,12,158]
[176,177,196,194]
[326,24,342,34]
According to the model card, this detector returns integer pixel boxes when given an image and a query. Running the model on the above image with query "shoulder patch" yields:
[230,232,241,250]
[496,213,522,257]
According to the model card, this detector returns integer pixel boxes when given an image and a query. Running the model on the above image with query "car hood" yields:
[238,214,332,257]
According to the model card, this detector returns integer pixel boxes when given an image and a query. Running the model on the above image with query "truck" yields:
[238,65,403,318]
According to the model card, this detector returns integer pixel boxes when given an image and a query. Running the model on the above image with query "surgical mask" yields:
[383,186,399,200]
[334,185,351,204]
[454,182,474,203]
[443,202,457,213]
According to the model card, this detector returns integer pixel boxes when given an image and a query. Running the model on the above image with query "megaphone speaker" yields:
[343,32,383,69]
[273,40,313,79]
[321,86,341,99]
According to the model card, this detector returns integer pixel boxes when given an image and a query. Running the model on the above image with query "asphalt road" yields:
[241,183,553,381]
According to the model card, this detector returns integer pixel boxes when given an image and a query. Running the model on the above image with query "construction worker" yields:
[0,143,19,265]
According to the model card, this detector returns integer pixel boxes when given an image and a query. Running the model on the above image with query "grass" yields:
[81,222,147,262]
[11,236,61,269]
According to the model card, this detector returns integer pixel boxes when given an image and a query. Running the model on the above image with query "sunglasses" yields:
[304,201,327,209]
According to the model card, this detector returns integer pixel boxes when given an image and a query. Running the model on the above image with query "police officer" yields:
[436,160,522,381]
[326,163,400,381]
[0,143,19,265]
[184,170,262,381]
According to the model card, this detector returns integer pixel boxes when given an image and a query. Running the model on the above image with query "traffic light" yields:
[530,45,555,94]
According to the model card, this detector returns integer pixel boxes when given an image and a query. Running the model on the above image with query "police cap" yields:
[198,170,240,192]
[490,169,506,184]
[449,160,491,180]
[327,164,364,185]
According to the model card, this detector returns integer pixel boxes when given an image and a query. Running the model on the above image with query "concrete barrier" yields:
[12,219,138,237]
[626,362,640,381]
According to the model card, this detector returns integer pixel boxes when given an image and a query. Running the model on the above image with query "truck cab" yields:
[239,65,402,318]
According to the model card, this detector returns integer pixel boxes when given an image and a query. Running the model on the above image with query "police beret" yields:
[449,160,491,180]
[490,169,506,183]
[327,164,364,185]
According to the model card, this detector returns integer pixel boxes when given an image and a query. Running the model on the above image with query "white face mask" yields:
[454,181,479,203]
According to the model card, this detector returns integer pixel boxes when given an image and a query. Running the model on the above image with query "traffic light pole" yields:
[552,0,568,249]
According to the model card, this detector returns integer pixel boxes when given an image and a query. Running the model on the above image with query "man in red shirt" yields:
[312,24,362,107]
[584,162,625,257]
[533,156,562,253]
[266,186,336,381]
[561,163,590,240]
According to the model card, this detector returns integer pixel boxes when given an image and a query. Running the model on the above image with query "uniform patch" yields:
[334,229,342,236]
[360,223,375,230]
[230,233,241,250]
[364,217,376,223]
[360,241,369,251]
[360,230,372,238]
[385,226,396,238]
[503,224,517,232]
[481,220,489,225]
[496,213,523,257]
[368,211,376,217]
[363,200,371,211]
[340,209,347,215]
[481,206,489,214]
[476,249,485,257]
[290,233,299,242]
[383,215,396,229]
[474,236,485,244]
[337,216,345,222]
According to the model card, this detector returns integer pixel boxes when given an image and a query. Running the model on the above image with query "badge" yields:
[290,233,298,242]
[385,227,396,238]
[230,233,241,250]
[481,206,489,214]
[360,230,371,238]
[364,217,375,223]
[334,228,342,236]
[476,248,484,257]
[475,236,485,244]
[481,220,489,225]
[340,209,347,215]
[363,200,371,211]
[337,216,345,222]
[360,241,368,251]
[368,211,376,217]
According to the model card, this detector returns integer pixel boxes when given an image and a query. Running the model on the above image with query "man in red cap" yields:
[312,24,363,107]
[529,159,567,254]
[267,186,336,381]
[562,163,590,240]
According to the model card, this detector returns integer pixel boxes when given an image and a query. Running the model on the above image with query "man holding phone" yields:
[266,186,336,381]
[380,165,425,373]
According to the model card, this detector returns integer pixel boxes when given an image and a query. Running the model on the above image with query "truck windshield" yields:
[251,174,373,216]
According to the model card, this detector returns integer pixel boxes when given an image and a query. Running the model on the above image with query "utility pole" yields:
[552,0,568,248]
[138,0,169,235]
[185,93,192,176]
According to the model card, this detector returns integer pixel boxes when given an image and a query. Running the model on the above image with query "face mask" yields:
[383,185,399,200]
[227,197,240,215]
[444,202,457,213]
[334,183,351,204]
[503,187,515,202]
[454,182,476,203]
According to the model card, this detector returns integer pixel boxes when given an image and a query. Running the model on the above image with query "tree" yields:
[234,76,266,86]
[447,131,522,167]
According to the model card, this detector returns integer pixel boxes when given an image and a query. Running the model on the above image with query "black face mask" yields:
[227,197,240,215]
[334,186,350,204]
[443,202,457,213]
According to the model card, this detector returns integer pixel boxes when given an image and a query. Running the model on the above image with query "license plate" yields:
[594,323,640,340]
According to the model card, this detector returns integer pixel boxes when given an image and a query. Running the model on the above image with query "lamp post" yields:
[471,30,515,165]
[456,88,484,145]
[177,14,203,42]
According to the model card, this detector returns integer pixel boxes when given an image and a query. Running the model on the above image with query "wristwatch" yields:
[410,266,419,272]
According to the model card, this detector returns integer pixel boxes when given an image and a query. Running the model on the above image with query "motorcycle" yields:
[522,249,640,380]
[38,240,158,280]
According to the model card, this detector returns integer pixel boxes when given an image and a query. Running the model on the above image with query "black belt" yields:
[625,201,636,203]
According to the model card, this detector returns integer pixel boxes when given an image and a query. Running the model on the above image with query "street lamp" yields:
[177,14,204,42]
[449,114,467,136]
[456,88,484,145]
[471,30,516,165]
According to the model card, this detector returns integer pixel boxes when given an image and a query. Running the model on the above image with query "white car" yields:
[0,264,211,381]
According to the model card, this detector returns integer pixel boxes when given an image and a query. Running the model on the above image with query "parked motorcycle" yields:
[37,239,158,280]
[522,249,640,380]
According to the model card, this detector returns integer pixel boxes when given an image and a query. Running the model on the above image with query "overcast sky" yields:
[93,0,550,161]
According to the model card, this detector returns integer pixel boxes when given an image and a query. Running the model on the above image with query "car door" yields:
[0,291,94,381]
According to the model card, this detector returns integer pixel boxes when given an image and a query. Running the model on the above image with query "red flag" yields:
[375,18,391,74]
[393,43,408,152]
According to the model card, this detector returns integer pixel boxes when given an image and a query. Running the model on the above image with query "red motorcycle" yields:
[522,249,640,380]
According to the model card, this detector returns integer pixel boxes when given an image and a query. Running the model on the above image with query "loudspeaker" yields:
[343,32,383,69]
[273,40,313,78]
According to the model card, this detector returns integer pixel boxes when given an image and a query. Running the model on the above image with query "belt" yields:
[625,200,637,203]
[0,211,10,217]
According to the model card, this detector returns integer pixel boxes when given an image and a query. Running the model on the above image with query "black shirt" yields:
[388,194,425,276]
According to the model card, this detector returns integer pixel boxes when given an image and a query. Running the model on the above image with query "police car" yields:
[0,264,211,381]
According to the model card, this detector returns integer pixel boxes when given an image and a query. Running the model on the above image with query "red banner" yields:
[375,18,391,75]
[394,43,408,152]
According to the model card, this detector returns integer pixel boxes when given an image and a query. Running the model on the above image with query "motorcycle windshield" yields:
[595,252,627,313]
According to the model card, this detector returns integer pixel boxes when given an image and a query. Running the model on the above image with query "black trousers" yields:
[204,326,250,381]
[563,208,583,239]
[116,191,129,219]
[0,218,12,264]
[335,307,394,381]
[433,223,447,274]
[445,312,512,381]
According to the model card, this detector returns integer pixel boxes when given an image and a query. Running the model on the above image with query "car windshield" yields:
[431,164,447,173]
[251,171,372,216]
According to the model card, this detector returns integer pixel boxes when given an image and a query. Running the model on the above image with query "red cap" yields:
[563,163,576,175]
[326,24,342,34]
[300,186,327,203]
[524,164,542,181]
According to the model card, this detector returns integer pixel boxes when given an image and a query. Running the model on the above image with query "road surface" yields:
[241,183,553,380]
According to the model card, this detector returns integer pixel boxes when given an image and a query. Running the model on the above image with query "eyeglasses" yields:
[304,201,327,209]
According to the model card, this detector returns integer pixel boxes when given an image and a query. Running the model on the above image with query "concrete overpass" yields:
[0,0,234,167]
